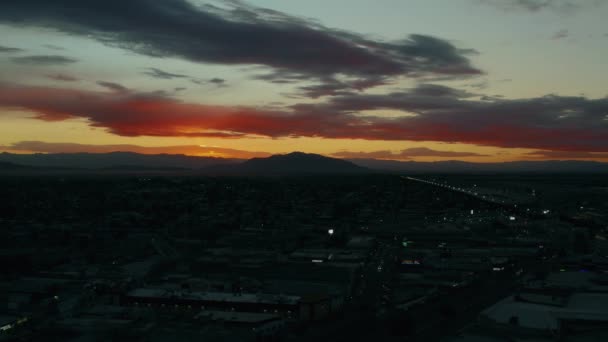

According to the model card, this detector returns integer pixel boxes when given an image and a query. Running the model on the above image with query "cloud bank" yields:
[1,83,606,152]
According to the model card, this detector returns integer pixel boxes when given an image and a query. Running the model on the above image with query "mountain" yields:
[207,152,369,175]
[349,159,608,173]
[1,151,606,174]
[0,152,241,170]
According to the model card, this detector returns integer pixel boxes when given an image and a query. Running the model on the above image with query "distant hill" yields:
[0,152,241,170]
[206,152,369,175]
[349,158,608,173]
[1,151,606,174]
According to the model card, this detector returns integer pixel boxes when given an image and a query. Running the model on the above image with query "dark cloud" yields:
[191,77,228,87]
[209,78,225,85]
[43,44,65,50]
[0,0,481,89]
[0,45,23,53]
[385,34,480,76]
[142,67,221,88]
[142,67,188,79]
[96,81,129,92]
[297,76,388,98]
[298,82,355,99]
[333,147,487,160]
[174,87,187,92]
[10,55,77,65]
[2,83,606,152]
[290,83,479,115]
[552,29,569,40]
[409,83,477,98]
[46,73,79,82]
[252,70,312,84]
[291,83,608,151]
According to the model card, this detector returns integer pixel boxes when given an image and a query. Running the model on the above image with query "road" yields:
[291,236,401,342]
[404,176,525,207]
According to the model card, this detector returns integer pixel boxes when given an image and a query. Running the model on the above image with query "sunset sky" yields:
[1,0,607,162]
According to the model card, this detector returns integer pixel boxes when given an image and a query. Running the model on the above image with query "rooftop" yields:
[196,310,281,324]
[482,292,608,331]
[127,288,300,305]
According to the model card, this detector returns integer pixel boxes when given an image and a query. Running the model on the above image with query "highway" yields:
[404,176,513,206]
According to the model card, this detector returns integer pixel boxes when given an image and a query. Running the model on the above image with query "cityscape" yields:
[1,154,607,341]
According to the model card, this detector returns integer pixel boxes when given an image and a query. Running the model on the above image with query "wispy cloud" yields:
[46,73,79,82]
[209,78,226,86]
[142,67,227,88]
[191,77,229,87]
[42,44,65,50]
[96,81,129,92]
[142,67,188,80]
[0,44,23,53]
[477,0,604,13]
[10,55,77,65]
